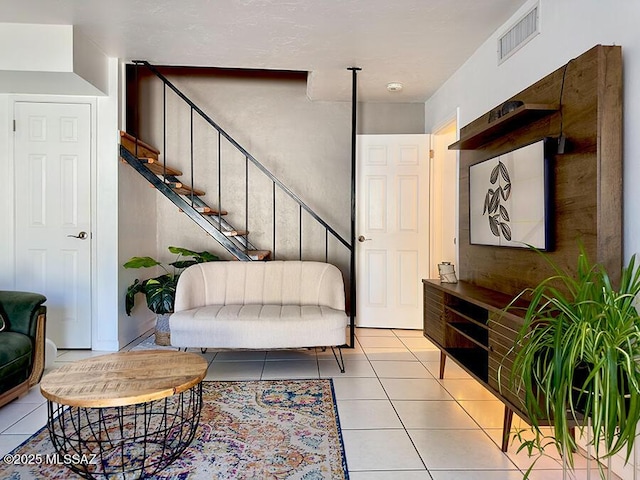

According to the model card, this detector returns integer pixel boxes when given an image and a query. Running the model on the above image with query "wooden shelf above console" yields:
[448,103,559,150]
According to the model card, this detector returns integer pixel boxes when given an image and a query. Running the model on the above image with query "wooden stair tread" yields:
[120,131,160,159]
[180,207,228,216]
[154,183,204,196]
[247,250,271,260]
[223,230,248,237]
[199,208,228,216]
[172,185,205,196]
[143,159,183,176]
[162,179,184,188]
[120,155,183,177]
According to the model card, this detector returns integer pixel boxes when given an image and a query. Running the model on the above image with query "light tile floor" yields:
[0,327,621,479]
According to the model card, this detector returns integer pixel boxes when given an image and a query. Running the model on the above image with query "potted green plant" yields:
[124,246,218,345]
[503,247,640,478]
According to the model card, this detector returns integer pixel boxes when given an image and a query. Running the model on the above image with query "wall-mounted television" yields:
[469,138,555,250]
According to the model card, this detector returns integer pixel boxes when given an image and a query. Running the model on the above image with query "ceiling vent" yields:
[498,5,539,64]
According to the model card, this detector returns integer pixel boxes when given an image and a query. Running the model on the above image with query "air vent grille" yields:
[498,6,539,64]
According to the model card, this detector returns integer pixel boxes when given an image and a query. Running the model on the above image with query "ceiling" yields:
[0,0,528,102]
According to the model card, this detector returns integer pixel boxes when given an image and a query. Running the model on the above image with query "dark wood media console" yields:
[423,278,532,452]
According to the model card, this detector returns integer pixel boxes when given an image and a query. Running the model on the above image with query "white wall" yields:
[93,57,121,351]
[424,0,640,263]
[0,95,12,289]
[117,129,159,344]
[73,26,109,95]
[0,23,72,72]
[358,102,425,134]
[0,23,108,95]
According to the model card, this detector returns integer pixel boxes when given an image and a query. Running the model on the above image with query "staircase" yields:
[120,61,352,261]
[121,60,357,346]
[120,131,270,261]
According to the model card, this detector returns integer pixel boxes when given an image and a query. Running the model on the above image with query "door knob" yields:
[68,231,88,240]
[358,235,371,242]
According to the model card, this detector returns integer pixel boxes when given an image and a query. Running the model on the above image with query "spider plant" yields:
[504,247,640,476]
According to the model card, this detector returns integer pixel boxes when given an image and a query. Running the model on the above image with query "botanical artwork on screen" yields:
[469,139,551,249]
[482,160,512,241]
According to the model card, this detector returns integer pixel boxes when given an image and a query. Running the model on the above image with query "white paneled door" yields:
[14,102,92,348]
[356,134,430,329]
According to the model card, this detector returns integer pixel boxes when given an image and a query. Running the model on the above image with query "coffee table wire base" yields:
[47,383,203,479]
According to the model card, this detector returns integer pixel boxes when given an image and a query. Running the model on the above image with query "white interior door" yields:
[356,134,430,329]
[430,119,458,278]
[14,101,92,348]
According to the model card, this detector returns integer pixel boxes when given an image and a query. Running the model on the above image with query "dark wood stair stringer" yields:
[120,143,268,261]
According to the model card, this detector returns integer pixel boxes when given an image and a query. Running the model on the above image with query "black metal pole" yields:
[163,84,167,180]
[348,66,361,349]
[190,107,194,206]
[245,156,249,253]
[218,131,222,229]
[273,181,276,260]
[134,63,139,157]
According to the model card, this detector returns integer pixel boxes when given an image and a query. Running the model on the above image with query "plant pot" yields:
[155,313,171,346]
[571,363,631,415]
[571,363,592,413]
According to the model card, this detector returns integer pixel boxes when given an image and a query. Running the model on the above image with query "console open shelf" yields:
[443,347,488,380]
[445,305,489,329]
[448,103,559,150]
[448,322,489,351]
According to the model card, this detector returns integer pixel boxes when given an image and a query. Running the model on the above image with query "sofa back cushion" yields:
[174,261,345,312]
[0,291,46,338]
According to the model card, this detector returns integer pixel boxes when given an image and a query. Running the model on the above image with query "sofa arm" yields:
[28,311,47,386]
[0,291,47,338]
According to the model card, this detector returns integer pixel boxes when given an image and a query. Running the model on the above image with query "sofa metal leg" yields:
[331,346,345,373]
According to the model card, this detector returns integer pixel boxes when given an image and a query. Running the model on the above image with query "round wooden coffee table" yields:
[40,350,208,479]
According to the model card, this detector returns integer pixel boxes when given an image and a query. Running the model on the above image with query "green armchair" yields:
[0,291,47,408]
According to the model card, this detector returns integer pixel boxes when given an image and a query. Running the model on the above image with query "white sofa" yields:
[170,261,348,369]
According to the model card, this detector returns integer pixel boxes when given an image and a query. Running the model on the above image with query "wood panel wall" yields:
[458,45,622,297]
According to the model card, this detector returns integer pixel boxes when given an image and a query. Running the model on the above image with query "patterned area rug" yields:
[1,379,349,479]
